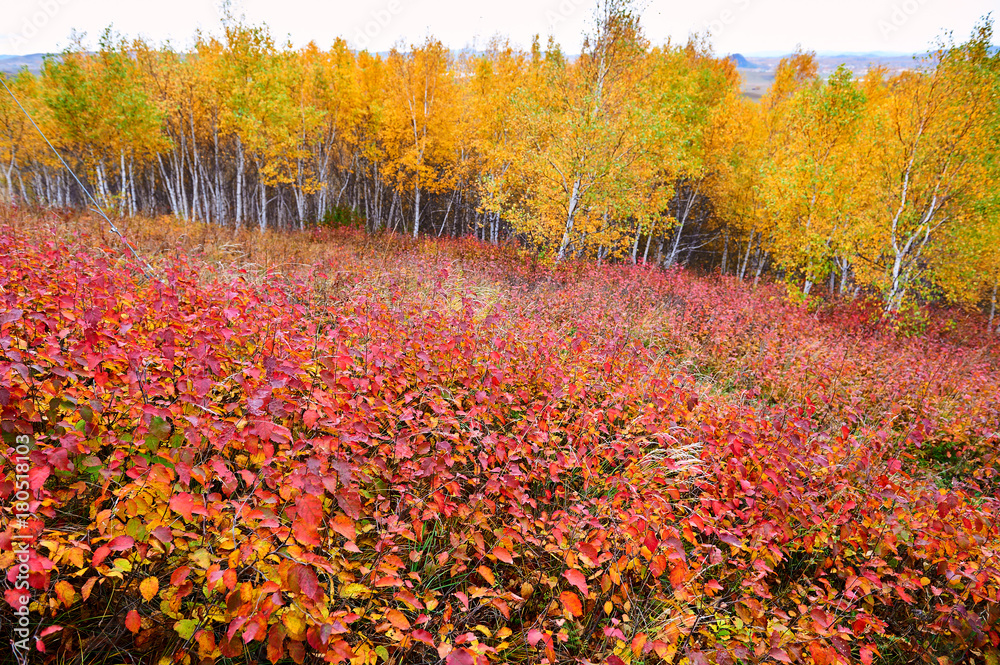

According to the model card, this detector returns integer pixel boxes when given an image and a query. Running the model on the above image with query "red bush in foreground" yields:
[1,221,998,664]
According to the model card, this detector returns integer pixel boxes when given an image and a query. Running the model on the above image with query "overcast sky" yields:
[1,0,996,57]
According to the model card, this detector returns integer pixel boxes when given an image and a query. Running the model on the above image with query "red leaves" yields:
[169,493,195,521]
[267,624,286,663]
[293,494,324,547]
[810,607,834,632]
[5,589,28,609]
[170,566,191,586]
[563,568,589,597]
[717,532,742,549]
[91,546,111,568]
[296,565,322,602]
[27,465,50,493]
[0,308,23,326]
[4,220,1000,665]
[125,610,141,633]
[859,644,879,665]
[445,649,475,665]
[491,546,513,564]
[336,489,362,520]
[769,647,792,663]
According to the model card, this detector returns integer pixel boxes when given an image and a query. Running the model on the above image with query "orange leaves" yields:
[559,591,583,617]
[53,581,77,608]
[385,608,410,630]
[668,561,689,589]
[330,514,356,542]
[281,611,307,641]
[476,565,496,587]
[631,632,647,657]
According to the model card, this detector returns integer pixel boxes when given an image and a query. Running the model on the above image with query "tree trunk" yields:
[412,180,421,238]
[738,232,756,280]
[259,176,267,232]
[990,280,997,334]
[720,230,729,275]
[235,136,244,229]
[753,250,767,288]
[556,178,582,262]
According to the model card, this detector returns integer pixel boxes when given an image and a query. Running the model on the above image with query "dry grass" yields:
[1,206,382,281]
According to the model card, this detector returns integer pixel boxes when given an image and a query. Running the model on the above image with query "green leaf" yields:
[174,619,198,640]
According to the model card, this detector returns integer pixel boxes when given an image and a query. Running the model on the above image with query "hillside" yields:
[1,209,998,664]
[736,52,928,100]
[0,54,47,75]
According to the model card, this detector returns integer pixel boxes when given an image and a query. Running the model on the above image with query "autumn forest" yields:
[1,9,999,316]
[2,2,1000,665]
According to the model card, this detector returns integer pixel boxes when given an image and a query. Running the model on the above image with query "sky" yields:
[1,0,996,57]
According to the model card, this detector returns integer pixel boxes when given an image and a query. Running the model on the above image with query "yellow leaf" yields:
[340,583,371,599]
[282,610,307,641]
[140,577,160,602]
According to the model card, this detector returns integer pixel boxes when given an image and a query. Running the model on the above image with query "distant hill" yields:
[727,53,759,69]
[746,52,927,75]
[0,54,48,76]
[736,51,936,102]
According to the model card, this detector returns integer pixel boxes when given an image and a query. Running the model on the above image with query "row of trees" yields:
[0,2,998,319]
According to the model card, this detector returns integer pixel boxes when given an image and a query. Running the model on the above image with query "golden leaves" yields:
[139,576,159,601]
